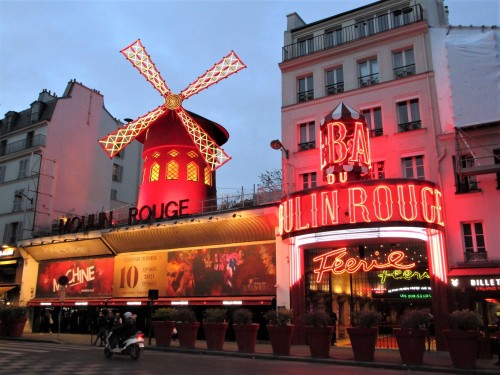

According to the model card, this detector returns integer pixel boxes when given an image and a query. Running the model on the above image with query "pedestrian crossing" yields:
[0,340,96,355]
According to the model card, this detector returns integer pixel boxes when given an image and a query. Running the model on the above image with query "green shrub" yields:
[264,308,293,326]
[0,306,27,322]
[353,310,382,328]
[174,307,197,323]
[232,308,253,325]
[204,308,227,323]
[449,309,482,330]
[152,308,177,321]
[304,310,332,327]
[399,309,431,329]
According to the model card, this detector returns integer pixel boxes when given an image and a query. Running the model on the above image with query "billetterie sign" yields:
[278,179,443,237]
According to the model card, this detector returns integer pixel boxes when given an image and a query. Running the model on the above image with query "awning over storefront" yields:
[448,266,500,277]
[0,285,17,294]
[21,237,114,261]
[102,212,277,253]
[27,296,275,307]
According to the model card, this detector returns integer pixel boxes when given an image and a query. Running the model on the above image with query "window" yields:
[0,140,7,156]
[298,121,315,151]
[324,28,343,48]
[3,222,20,245]
[110,189,118,201]
[454,155,479,193]
[462,222,487,261]
[358,58,378,87]
[378,13,390,32]
[26,131,34,148]
[298,36,314,56]
[150,163,160,182]
[187,162,198,182]
[204,167,212,186]
[397,99,421,132]
[402,155,424,179]
[297,75,314,102]
[325,67,344,95]
[370,161,385,179]
[13,190,24,211]
[393,49,415,78]
[362,107,383,137]
[355,18,375,38]
[393,7,414,27]
[0,165,5,183]
[18,158,29,179]
[166,161,179,180]
[301,172,317,190]
[494,148,500,189]
[112,163,123,182]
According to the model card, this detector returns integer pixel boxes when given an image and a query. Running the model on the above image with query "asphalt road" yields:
[0,340,455,375]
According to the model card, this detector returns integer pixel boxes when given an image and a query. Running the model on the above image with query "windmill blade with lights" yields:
[99,39,246,171]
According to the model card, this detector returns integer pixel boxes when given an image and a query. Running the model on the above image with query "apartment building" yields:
[0,80,142,304]
[277,0,499,347]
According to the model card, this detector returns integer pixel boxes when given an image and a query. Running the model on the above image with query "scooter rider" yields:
[109,311,136,349]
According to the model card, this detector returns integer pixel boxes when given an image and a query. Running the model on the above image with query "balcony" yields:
[359,74,379,88]
[297,90,314,103]
[393,64,416,79]
[398,120,422,133]
[464,251,488,262]
[298,141,316,151]
[325,83,344,96]
[0,134,46,157]
[282,4,423,62]
[370,128,384,137]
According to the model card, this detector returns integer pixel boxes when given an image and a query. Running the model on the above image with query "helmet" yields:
[123,312,133,319]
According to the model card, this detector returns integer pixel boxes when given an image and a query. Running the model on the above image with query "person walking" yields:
[330,310,338,346]
[93,310,107,346]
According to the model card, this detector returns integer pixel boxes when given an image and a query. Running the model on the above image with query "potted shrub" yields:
[203,308,228,351]
[174,307,200,349]
[444,309,482,369]
[232,308,259,353]
[303,310,333,358]
[0,306,28,337]
[265,308,294,356]
[152,307,177,347]
[393,309,431,365]
[347,310,382,362]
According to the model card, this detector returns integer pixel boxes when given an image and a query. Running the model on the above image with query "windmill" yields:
[99,39,246,215]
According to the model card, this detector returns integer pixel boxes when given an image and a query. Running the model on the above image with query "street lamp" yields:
[270,139,289,159]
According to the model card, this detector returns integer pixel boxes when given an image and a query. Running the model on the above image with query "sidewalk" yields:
[7,332,499,374]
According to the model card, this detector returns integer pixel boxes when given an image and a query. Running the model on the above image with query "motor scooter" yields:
[104,330,145,360]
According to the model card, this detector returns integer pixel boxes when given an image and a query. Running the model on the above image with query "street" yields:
[0,339,456,375]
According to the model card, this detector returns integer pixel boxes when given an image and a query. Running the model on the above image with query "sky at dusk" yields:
[1,0,498,198]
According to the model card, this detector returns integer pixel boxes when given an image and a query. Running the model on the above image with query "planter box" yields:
[267,325,294,356]
[176,322,200,349]
[304,325,333,358]
[393,328,426,365]
[233,324,259,353]
[152,321,176,347]
[347,327,378,362]
[444,330,480,369]
[203,322,228,351]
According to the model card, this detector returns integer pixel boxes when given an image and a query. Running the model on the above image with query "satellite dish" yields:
[58,275,69,286]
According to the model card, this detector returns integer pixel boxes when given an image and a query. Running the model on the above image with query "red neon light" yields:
[312,247,415,282]
[320,120,371,184]
[279,180,444,237]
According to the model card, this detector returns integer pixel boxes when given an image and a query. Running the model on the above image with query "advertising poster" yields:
[165,243,276,297]
[113,252,169,298]
[36,257,114,298]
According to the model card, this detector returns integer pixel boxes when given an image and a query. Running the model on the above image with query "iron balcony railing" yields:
[398,120,422,133]
[0,134,46,157]
[282,4,423,62]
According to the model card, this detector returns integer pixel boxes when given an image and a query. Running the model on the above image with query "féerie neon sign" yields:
[313,247,415,282]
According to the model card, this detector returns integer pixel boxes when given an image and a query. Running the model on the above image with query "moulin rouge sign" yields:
[279,103,444,237]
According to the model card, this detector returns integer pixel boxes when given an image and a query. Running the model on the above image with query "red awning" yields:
[448,266,500,277]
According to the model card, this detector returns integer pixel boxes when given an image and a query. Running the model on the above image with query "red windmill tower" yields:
[99,39,246,216]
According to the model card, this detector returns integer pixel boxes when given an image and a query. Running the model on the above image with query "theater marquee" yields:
[279,179,444,237]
